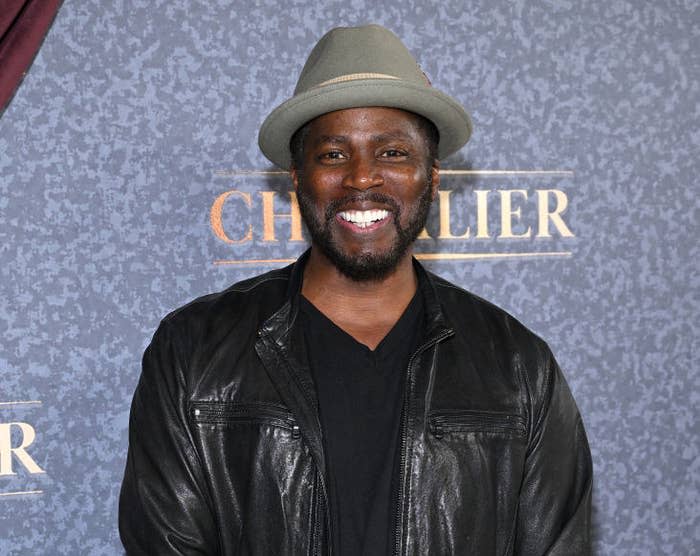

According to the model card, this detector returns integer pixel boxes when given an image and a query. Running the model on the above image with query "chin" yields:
[321,245,408,282]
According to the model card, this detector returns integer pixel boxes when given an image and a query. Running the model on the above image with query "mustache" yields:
[324,192,401,222]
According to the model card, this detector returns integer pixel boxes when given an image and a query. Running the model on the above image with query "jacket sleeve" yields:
[514,346,593,555]
[119,320,219,555]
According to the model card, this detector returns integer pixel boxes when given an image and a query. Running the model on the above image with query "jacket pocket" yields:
[428,409,526,439]
[190,401,301,439]
[189,401,313,553]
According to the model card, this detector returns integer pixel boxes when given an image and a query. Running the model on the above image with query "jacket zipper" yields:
[191,403,300,437]
[311,469,321,556]
[393,329,454,556]
[429,411,527,438]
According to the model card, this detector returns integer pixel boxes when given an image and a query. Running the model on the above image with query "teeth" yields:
[339,209,389,226]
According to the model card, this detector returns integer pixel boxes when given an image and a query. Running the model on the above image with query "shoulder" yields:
[165,265,290,326]
[138,265,294,394]
[151,265,292,358]
[430,271,549,353]
[428,271,557,406]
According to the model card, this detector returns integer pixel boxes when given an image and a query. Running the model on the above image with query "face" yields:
[291,107,439,281]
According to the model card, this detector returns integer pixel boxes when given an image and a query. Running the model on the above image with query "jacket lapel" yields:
[253,251,328,479]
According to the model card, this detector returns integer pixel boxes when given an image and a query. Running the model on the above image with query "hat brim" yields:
[258,78,472,169]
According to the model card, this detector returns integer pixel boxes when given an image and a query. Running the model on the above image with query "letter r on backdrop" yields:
[0,422,45,475]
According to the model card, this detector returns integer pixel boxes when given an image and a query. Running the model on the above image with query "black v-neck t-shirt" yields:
[299,291,424,556]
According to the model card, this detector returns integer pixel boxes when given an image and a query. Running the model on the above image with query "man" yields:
[120,24,592,555]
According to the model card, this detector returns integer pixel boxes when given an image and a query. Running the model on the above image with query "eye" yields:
[318,149,347,161]
[380,148,408,158]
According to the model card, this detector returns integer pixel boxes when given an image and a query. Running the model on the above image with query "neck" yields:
[300,247,418,350]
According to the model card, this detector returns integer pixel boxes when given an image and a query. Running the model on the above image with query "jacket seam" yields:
[227,274,288,293]
[516,350,535,446]
[532,348,555,436]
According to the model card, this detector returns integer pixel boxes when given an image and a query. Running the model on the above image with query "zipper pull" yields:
[292,424,301,439]
[430,419,444,439]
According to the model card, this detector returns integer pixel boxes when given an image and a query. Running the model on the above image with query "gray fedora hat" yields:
[258,24,472,169]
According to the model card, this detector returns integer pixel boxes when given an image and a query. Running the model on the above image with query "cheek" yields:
[302,171,343,199]
[388,169,430,200]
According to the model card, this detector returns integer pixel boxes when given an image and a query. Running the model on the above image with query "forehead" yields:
[304,107,427,141]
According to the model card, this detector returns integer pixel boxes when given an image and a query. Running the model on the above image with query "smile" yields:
[337,209,390,228]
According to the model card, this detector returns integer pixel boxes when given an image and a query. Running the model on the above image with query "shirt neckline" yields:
[299,289,423,356]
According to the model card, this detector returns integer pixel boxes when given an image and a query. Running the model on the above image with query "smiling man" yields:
[120,24,592,555]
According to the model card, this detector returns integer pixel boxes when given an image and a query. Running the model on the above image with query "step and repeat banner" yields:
[1,1,697,554]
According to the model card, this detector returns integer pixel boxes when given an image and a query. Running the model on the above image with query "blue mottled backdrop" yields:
[1,1,698,554]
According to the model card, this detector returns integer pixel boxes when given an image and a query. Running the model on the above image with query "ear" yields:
[290,165,300,192]
[430,158,440,200]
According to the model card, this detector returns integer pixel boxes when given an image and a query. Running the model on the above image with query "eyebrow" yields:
[312,131,414,146]
[314,135,348,145]
[370,131,414,143]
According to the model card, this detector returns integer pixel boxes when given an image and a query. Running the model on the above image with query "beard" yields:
[296,175,433,282]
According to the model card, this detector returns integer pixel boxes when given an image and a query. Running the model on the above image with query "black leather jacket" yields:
[120,252,592,555]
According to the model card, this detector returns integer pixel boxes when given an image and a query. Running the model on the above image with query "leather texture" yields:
[119,251,592,555]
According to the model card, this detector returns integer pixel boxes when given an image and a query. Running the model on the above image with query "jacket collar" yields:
[412,256,454,342]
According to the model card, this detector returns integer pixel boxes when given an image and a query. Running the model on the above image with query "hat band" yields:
[312,72,400,89]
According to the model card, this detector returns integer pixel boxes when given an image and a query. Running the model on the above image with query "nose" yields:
[342,154,383,191]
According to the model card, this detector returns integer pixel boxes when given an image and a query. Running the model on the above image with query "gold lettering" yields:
[210,191,253,244]
[417,227,432,239]
[475,190,490,238]
[498,189,532,239]
[0,422,44,476]
[261,191,304,242]
[438,190,470,239]
[209,186,572,247]
[536,189,575,238]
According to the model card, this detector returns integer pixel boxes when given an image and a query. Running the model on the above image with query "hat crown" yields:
[258,23,471,169]
[294,24,428,94]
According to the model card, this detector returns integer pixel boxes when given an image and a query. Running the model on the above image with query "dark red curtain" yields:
[0,0,63,116]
